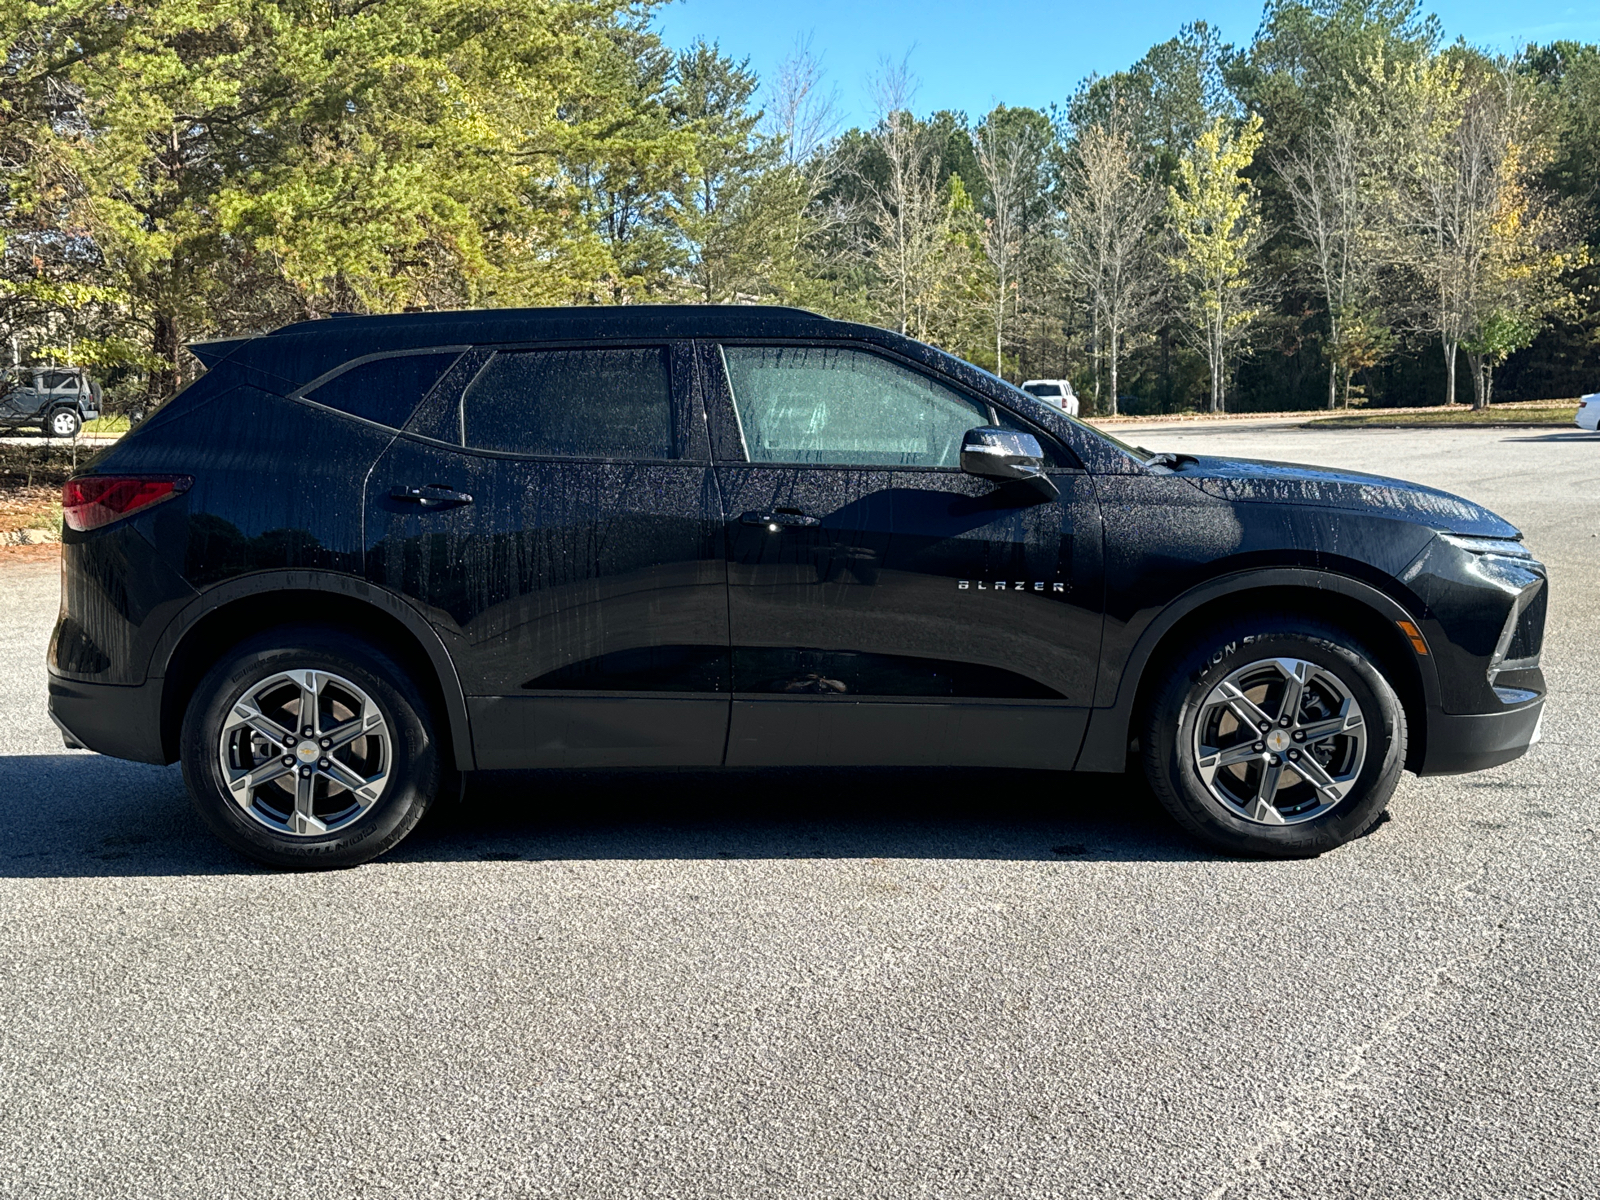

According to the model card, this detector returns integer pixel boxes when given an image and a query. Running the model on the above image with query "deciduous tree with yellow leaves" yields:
[1167,113,1267,414]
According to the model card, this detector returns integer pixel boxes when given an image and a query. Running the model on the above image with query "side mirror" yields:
[960,427,1058,500]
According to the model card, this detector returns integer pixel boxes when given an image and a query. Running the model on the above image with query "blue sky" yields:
[652,1,1600,130]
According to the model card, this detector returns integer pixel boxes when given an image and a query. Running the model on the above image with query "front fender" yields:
[1074,566,1442,772]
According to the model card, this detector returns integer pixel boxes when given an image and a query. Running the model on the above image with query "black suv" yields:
[2,365,102,437]
[48,307,1547,867]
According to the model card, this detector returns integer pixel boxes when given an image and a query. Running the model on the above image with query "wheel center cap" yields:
[295,740,320,764]
[1266,729,1291,753]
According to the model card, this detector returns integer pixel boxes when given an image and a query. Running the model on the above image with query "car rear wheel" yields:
[180,628,444,868]
[44,407,81,438]
[1142,619,1406,857]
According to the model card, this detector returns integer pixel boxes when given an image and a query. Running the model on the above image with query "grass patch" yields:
[1310,404,1577,428]
[81,414,131,434]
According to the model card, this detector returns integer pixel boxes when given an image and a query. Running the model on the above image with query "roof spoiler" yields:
[185,336,253,368]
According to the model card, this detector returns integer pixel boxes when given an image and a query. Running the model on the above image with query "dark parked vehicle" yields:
[48,307,1547,867]
[2,365,102,437]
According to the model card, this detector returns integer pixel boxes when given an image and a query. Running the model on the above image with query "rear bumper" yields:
[47,674,170,764]
[1418,696,1544,775]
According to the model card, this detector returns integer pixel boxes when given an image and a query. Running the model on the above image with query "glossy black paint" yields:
[696,340,1102,767]
[49,304,1546,783]
[364,341,729,769]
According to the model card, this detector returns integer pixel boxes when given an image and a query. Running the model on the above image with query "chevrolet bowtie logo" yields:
[958,581,1065,592]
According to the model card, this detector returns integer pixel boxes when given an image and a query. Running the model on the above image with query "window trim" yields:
[289,346,471,433]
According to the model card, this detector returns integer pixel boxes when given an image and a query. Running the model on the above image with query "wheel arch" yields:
[1075,568,1439,774]
[151,572,475,771]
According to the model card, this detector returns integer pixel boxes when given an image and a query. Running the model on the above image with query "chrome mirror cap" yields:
[960,426,1058,499]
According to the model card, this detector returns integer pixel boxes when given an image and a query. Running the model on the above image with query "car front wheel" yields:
[180,628,444,868]
[44,407,82,438]
[1142,619,1406,857]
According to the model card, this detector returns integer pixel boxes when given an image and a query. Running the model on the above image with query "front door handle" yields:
[741,510,820,530]
[390,484,474,511]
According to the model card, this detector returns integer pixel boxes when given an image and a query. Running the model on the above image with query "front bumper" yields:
[47,674,170,765]
[1418,695,1544,775]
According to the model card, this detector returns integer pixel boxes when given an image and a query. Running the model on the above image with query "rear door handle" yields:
[741,510,820,529]
[390,484,474,511]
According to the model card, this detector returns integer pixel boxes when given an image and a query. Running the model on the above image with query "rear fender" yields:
[147,570,475,771]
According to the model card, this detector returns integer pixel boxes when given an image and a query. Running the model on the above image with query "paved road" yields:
[0,426,1594,1199]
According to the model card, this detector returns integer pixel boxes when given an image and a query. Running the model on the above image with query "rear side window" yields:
[459,347,672,459]
[41,372,77,391]
[304,351,461,428]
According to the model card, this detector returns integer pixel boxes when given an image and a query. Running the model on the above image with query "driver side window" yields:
[721,345,989,467]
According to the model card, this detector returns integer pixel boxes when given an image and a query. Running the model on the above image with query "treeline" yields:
[2,0,1598,414]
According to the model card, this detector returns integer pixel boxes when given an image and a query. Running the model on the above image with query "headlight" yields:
[1399,532,1548,707]
[1422,532,1547,689]
[1486,575,1546,685]
[1436,533,1532,558]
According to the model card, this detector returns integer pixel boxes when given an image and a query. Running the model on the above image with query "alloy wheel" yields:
[218,669,391,836]
[1191,657,1367,826]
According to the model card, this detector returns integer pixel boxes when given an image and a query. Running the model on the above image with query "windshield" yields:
[997,375,1154,461]
[916,343,1156,463]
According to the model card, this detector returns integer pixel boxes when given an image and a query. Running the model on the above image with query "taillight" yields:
[62,475,193,532]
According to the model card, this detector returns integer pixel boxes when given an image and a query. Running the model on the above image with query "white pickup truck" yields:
[1020,378,1080,417]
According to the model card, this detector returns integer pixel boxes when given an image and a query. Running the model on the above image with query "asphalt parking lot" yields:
[1,424,1594,1199]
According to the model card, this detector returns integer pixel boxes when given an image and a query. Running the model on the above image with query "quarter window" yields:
[722,345,990,468]
[459,347,673,459]
[305,352,461,429]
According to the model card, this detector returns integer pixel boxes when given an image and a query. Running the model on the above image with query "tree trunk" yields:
[1442,338,1458,406]
[146,313,179,408]
[1161,324,1171,413]
[1328,363,1338,411]
[1108,326,1119,419]
[995,292,1003,383]
[1089,317,1100,416]
[1465,351,1487,410]
[1210,323,1224,414]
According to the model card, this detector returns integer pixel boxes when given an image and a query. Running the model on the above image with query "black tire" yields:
[43,406,81,438]
[1142,618,1406,858]
[180,627,443,868]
